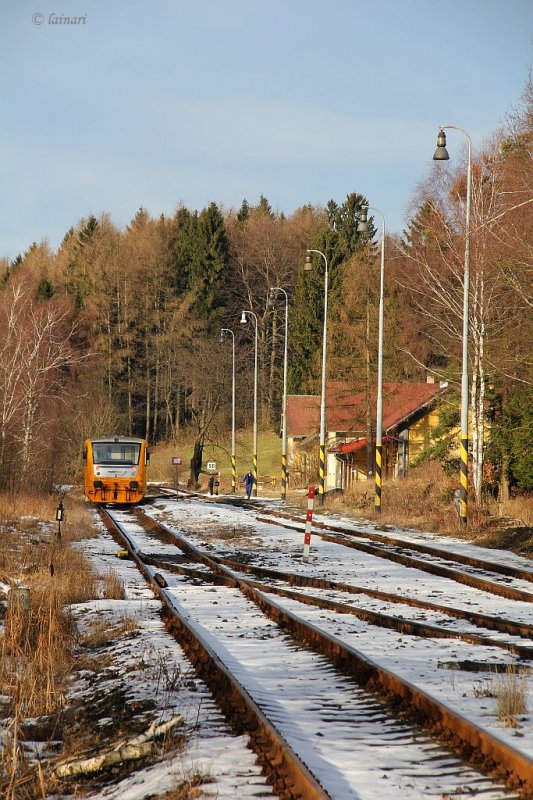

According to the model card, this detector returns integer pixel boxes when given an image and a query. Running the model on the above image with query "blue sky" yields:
[1,0,531,258]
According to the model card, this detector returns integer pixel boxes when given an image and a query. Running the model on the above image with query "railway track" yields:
[250,512,533,603]
[97,499,533,798]
[151,487,533,598]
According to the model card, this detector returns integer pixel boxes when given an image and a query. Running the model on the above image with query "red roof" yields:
[330,435,393,454]
[286,382,447,437]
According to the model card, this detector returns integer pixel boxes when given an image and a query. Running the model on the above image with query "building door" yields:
[397,430,409,478]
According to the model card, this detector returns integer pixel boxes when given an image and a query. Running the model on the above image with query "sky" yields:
[1,0,531,259]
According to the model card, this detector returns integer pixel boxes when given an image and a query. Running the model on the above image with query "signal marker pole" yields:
[303,486,315,562]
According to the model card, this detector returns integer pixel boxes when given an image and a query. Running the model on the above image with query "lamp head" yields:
[240,311,247,324]
[433,129,450,161]
[304,254,312,272]
[357,205,369,233]
[219,330,224,343]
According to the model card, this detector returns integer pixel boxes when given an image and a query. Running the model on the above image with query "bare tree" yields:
[0,280,83,490]
[400,123,532,501]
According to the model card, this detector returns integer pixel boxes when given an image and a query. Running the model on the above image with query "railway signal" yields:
[55,501,65,539]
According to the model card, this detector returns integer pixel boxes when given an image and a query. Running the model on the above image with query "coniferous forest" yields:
[1,79,531,499]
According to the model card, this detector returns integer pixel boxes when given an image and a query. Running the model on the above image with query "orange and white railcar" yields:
[83,436,149,504]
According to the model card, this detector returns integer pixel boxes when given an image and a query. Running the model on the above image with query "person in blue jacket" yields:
[243,470,254,499]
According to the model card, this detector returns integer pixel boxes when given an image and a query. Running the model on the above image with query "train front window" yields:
[92,442,141,466]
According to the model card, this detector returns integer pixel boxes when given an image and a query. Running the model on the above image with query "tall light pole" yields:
[358,205,386,514]
[269,286,289,500]
[433,125,472,526]
[304,248,329,506]
[240,309,258,497]
[220,328,236,493]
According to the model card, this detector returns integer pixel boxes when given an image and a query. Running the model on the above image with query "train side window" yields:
[146,450,150,465]
[82,446,87,463]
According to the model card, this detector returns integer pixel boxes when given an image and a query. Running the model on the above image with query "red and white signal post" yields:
[303,486,315,562]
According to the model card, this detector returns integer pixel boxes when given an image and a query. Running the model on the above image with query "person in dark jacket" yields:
[243,470,254,499]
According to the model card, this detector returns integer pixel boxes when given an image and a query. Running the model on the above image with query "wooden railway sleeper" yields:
[109,508,533,796]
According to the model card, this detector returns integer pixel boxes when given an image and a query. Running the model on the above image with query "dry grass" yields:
[496,667,528,728]
[0,490,100,716]
[489,494,533,527]
[102,568,126,599]
[80,615,140,648]
[0,581,77,799]
[326,462,469,535]
[321,462,532,549]
[0,491,57,524]
[472,667,529,728]
[0,552,98,721]
[157,771,214,799]
[0,490,103,798]
[1,584,75,717]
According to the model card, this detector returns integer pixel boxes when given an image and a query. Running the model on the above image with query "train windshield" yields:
[92,441,141,466]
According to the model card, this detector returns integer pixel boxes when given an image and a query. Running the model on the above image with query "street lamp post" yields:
[220,328,236,493]
[304,249,329,506]
[433,125,472,526]
[269,287,289,500]
[357,205,386,514]
[240,309,258,497]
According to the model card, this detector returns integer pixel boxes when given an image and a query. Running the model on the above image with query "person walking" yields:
[243,470,254,500]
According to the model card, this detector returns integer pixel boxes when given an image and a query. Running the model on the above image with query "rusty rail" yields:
[259,509,533,583]
[134,508,533,796]
[215,557,533,638]
[142,551,533,659]
[256,515,533,603]
[98,507,330,800]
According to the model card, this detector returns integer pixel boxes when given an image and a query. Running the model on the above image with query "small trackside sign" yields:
[207,461,217,472]
[172,457,182,465]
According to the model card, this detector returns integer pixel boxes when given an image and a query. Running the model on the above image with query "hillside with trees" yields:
[0,79,531,503]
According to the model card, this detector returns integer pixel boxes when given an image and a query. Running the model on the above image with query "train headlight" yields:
[93,480,103,488]
[129,481,139,489]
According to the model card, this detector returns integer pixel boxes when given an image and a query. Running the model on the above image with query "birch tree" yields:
[400,119,532,501]
[0,280,82,490]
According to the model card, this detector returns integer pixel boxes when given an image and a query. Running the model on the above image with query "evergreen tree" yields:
[288,192,369,392]
[61,227,75,246]
[490,387,533,492]
[237,198,250,223]
[78,215,99,247]
[256,194,275,218]
[65,215,101,310]
[188,202,229,324]
[169,207,199,295]
[327,192,374,255]
[38,276,55,299]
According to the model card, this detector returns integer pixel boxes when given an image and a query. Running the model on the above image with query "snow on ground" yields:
[146,496,533,761]
[72,521,273,800]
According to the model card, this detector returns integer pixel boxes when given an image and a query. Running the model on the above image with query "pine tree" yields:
[288,193,369,392]
[189,202,229,324]
[78,215,99,247]
[169,207,198,295]
[65,215,101,310]
[38,277,55,299]
[256,195,275,218]
[237,199,250,223]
